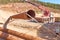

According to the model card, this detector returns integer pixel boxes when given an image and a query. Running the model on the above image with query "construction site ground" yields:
[0,3,60,40]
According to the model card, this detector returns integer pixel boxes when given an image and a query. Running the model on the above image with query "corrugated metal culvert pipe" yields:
[27,10,35,18]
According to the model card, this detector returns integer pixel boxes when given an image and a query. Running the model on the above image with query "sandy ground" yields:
[0,9,18,23]
[0,3,60,40]
[0,9,43,40]
[0,9,60,40]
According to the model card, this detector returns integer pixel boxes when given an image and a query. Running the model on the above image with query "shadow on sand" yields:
[37,23,60,40]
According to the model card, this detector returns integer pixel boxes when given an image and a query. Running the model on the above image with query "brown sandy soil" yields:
[0,3,60,13]
[0,3,40,13]
[0,19,60,40]
[0,3,60,40]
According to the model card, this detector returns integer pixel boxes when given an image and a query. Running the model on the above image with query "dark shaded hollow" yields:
[27,10,35,18]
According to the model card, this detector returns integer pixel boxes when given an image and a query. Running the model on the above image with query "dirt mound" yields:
[0,3,60,13]
[0,3,40,13]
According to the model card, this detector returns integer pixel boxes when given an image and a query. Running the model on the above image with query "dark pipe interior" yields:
[27,10,35,18]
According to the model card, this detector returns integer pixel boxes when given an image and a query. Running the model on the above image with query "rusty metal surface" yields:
[11,10,35,19]
[0,26,42,40]
[0,31,24,40]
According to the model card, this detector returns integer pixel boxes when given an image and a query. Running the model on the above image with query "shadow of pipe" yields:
[37,23,60,40]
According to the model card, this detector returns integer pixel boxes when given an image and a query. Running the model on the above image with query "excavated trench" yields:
[0,10,43,40]
[0,9,60,40]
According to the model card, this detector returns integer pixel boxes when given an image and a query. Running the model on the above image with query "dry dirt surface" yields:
[0,3,60,13]
[0,9,60,40]
[0,3,60,40]
[0,3,40,13]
